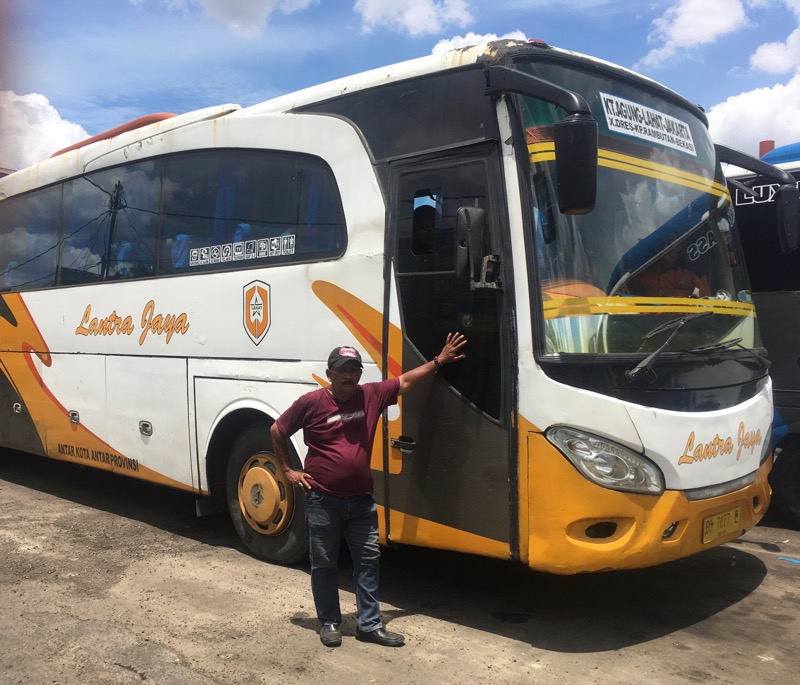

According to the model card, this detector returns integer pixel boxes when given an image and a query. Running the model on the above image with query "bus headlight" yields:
[547,427,664,495]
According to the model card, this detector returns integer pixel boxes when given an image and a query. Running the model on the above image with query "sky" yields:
[2,0,800,171]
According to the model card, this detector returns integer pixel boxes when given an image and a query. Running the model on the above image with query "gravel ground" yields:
[1,449,799,685]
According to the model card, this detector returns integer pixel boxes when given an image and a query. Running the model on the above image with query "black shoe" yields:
[319,623,341,647]
[355,626,405,647]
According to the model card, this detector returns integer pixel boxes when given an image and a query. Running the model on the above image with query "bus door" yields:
[384,148,513,558]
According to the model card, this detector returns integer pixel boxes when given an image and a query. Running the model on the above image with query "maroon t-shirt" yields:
[275,378,400,496]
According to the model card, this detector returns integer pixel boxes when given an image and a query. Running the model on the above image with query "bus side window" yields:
[2,261,20,290]
[0,187,59,291]
[170,235,192,268]
[412,203,436,256]
[61,161,159,284]
[395,158,503,419]
[159,149,345,274]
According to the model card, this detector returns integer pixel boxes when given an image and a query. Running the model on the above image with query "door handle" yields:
[390,436,416,454]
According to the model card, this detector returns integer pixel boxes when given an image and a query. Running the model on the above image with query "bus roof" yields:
[762,142,800,165]
[49,113,179,158]
[238,39,693,118]
[0,104,240,199]
[1,39,700,198]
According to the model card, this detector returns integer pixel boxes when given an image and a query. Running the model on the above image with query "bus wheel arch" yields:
[208,410,308,565]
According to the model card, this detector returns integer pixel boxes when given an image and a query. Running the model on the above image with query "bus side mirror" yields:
[715,143,799,253]
[553,114,598,215]
[456,206,484,279]
[455,207,503,289]
[776,184,800,252]
[482,66,597,215]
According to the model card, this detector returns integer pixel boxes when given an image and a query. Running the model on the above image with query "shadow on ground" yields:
[1,448,772,653]
[0,448,237,548]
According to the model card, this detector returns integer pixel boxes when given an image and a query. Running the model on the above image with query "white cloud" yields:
[751,27,800,72]
[136,0,318,38]
[355,0,473,37]
[750,1,800,73]
[707,70,800,155]
[703,1,800,156]
[432,30,527,53]
[199,0,317,38]
[0,89,88,170]
[635,0,748,70]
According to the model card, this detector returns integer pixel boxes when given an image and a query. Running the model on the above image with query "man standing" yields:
[270,332,467,648]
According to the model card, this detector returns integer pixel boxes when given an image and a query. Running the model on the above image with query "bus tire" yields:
[772,437,800,529]
[225,423,308,565]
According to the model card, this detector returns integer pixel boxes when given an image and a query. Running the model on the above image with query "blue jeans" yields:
[304,491,382,632]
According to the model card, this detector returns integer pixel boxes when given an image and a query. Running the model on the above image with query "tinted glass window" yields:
[2,149,346,289]
[61,161,160,284]
[733,172,800,292]
[395,158,503,419]
[300,69,491,161]
[160,149,346,274]
[0,186,60,291]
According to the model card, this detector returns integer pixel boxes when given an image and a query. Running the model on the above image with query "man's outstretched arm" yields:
[397,332,467,395]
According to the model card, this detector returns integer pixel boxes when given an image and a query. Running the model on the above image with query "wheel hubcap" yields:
[238,453,294,535]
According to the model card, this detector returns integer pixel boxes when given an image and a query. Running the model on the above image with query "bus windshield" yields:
[518,60,758,355]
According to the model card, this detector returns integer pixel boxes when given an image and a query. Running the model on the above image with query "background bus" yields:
[726,142,800,527]
[1,39,792,574]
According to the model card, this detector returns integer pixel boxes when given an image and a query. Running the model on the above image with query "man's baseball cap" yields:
[327,346,363,369]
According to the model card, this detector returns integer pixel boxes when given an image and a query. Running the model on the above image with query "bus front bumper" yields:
[524,434,772,574]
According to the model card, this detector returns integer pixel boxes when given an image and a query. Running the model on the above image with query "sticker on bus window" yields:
[188,234,297,267]
[600,92,696,156]
[734,182,780,206]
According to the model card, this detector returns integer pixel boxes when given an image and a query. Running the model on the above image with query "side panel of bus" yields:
[734,167,800,526]
[0,113,383,484]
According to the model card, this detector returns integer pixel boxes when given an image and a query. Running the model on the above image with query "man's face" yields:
[326,361,363,399]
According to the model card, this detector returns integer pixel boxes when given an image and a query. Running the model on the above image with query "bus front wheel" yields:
[225,424,308,564]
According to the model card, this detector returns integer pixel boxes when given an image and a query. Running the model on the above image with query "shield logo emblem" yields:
[243,280,270,345]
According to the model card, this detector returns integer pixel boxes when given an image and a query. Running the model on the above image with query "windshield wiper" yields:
[685,337,742,353]
[627,311,713,381]
[686,337,771,370]
[637,311,713,349]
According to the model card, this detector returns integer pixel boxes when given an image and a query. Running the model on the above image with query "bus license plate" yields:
[702,506,741,544]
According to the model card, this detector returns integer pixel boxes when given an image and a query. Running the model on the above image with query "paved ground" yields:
[1,448,799,685]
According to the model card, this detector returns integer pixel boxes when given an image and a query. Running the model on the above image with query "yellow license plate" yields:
[702,506,742,544]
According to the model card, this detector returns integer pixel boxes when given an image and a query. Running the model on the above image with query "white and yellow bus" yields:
[1,40,789,573]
